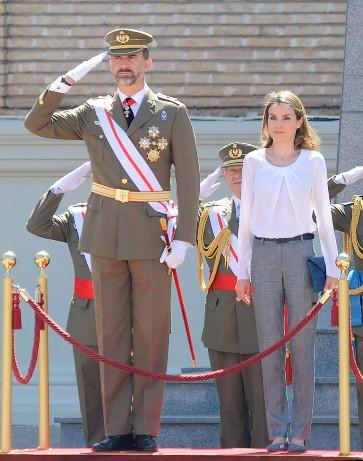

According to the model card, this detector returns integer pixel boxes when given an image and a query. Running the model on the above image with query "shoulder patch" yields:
[157,92,183,106]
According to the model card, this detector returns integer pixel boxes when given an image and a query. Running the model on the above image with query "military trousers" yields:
[251,237,316,442]
[354,332,363,449]
[73,346,105,446]
[91,256,171,437]
[67,300,104,447]
[208,349,269,448]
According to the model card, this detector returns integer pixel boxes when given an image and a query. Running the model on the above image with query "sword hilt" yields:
[160,218,172,253]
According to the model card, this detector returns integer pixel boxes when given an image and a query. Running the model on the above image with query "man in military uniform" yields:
[328,165,363,448]
[26,162,104,447]
[25,28,200,452]
[197,142,269,448]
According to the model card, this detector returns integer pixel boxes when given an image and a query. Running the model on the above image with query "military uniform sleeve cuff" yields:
[48,75,72,94]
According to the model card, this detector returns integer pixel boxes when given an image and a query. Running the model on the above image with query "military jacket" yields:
[25,87,200,260]
[330,196,363,337]
[199,197,259,354]
[26,190,97,345]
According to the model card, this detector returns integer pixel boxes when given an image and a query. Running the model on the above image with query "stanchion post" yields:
[34,251,51,449]
[1,251,17,453]
[336,252,351,456]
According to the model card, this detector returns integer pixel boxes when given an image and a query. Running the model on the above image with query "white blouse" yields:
[237,148,340,279]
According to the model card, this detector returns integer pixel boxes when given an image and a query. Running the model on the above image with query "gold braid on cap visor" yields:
[110,44,148,49]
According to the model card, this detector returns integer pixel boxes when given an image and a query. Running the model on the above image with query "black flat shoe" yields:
[288,441,306,452]
[134,434,157,452]
[266,439,288,452]
[92,434,134,451]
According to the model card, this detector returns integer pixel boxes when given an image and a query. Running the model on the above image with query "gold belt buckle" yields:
[115,188,129,203]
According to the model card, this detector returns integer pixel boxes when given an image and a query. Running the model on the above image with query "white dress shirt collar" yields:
[117,83,148,116]
[233,196,241,218]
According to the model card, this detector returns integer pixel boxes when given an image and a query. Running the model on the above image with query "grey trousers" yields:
[251,237,316,442]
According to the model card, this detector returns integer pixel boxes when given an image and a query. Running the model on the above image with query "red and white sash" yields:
[208,205,239,276]
[90,97,177,241]
[69,204,91,271]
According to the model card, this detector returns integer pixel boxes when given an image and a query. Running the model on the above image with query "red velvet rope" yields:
[349,338,363,385]
[331,297,363,386]
[12,293,42,385]
[23,294,326,382]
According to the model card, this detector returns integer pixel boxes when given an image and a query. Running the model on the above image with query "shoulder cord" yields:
[343,195,363,295]
[197,208,231,292]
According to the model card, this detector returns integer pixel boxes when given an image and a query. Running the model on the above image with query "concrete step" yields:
[314,377,357,416]
[54,415,361,450]
[162,381,218,416]
[163,376,358,418]
[315,329,339,377]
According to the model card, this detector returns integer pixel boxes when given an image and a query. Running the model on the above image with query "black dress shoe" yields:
[92,434,134,451]
[134,434,157,452]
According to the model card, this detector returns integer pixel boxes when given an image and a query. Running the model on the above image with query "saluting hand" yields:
[50,161,91,194]
[199,166,222,200]
[49,51,108,94]
[334,165,363,186]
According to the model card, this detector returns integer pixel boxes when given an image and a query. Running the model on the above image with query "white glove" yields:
[160,240,192,269]
[50,161,91,194]
[66,51,108,82]
[48,51,108,94]
[199,166,222,200]
[334,166,363,185]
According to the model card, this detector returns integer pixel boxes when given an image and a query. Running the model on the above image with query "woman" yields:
[235,90,339,452]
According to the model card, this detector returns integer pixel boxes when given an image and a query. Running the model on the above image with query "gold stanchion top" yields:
[1,251,16,274]
[335,252,351,275]
[34,251,50,272]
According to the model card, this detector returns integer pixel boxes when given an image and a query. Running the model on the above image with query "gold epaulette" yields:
[197,206,231,292]
[343,195,363,295]
[200,197,230,210]
[344,195,363,259]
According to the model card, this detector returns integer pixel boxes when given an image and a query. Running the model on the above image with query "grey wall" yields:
[336,0,363,201]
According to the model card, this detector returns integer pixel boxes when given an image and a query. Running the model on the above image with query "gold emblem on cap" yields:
[139,127,168,163]
[116,32,130,44]
[228,144,243,159]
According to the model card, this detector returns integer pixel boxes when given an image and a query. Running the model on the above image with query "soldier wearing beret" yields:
[25,28,200,452]
[197,142,269,448]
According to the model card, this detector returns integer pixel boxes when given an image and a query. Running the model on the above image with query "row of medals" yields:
[139,126,168,163]
[123,104,167,163]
